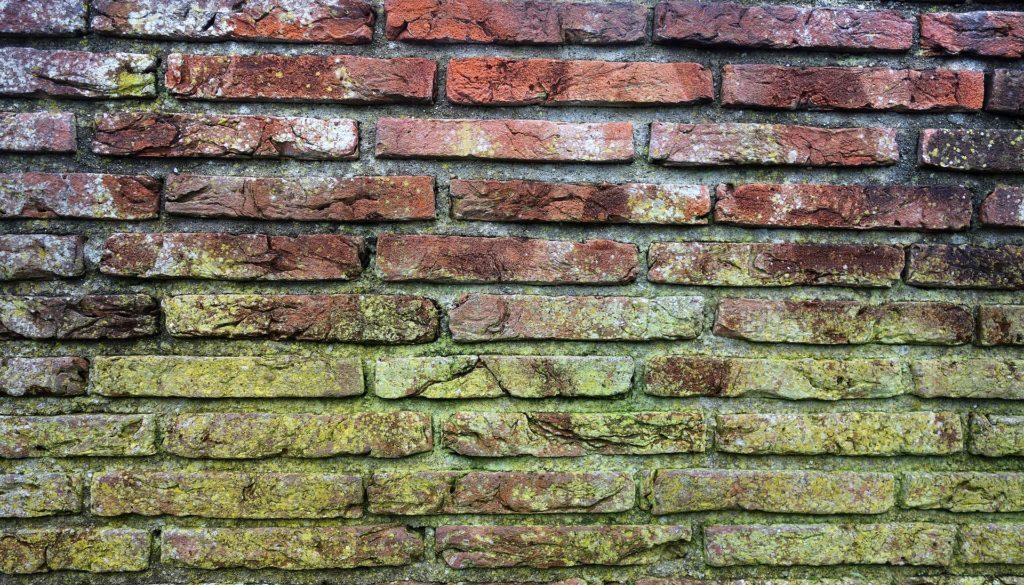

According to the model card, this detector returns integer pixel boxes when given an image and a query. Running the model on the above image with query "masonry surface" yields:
[1,0,1023,584]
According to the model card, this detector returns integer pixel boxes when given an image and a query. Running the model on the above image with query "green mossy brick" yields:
[902,472,1024,512]
[912,359,1024,399]
[374,355,633,399]
[0,528,150,574]
[961,524,1024,564]
[161,526,423,569]
[0,473,82,517]
[0,414,157,458]
[91,470,363,518]
[715,412,963,456]
[970,414,1024,457]
[704,523,956,566]
[367,470,634,514]
[645,469,895,514]
[91,355,364,398]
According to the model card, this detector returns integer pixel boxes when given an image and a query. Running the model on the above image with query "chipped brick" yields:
[0,295,158,340]
[0,235,84,280]
[0,48,156,98]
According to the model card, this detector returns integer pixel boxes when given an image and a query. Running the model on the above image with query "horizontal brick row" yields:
[1,411,1018,458]
[0,522,1021,572]
[8,355,1024,402]
[10,0,1022,61]
[8,469,1024,520]
[4,294,1023,345]
[6,112,1024,170]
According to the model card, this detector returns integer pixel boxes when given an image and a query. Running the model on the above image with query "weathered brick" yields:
[646,469,895,514]
[375,355,633,399]
[0,112,75,153]
[705,523,955,566]
[0,415,157,458]
[164,173,434,221]
[650,123,898,167]
[0,357,88,397]
[0,0,85,36]
[912,359,1024,400]
[447,58,712,106]
[640,580,867,585]
[162,526,423,569]
[648,242,903,287]
[907,244,1024,290]
[436,525,691,568]
[920,129,1024,172]
[164,412,432,458]
[91,0,375,43]
[714,184,972,231]
[988,70,1024,115]
[378,234,637,284]
[922,12,1024,58]
[367,471,634,514]
[980,187,1024,228]
[0,295,158,340]
[166,53,435,103]
[92,113,359,160]
[961,525,1024,564]
[0,235,84,280]
[714,299,975,346]
[645,356,910,400]
[91,355,364,398]
[654,2,913,52]
[902,473,1024,512]
[101,233,366,281]
[450,179,711,224]
[163,294,438,343]
[384,0,646,44]
[449,294,704,341]
[377,118,633,162]
[970,414,1024,457]
[979,305,1024,346]
[715,412,963,456]
[0,172,159,220]
[91,470,363,518]
[0,528,150,574]
[0,474,81,517]
[723,65,983,112]
[443,411,705,456]
[0,48,156,99]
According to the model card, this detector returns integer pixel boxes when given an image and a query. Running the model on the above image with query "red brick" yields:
[164,174,434,221]
[91,0,374,43]
[0,295,158,340]
[0,48,156,99]
[922,11,1024,58]
[0,113,75,154]
[91,113,358,160]
[101,233,365,281]
[451,179,710,224]
[920,129,1024,172]
[447,58,712,106]
[648,242,904,287]
[166,53,435,103]
[449,294,704,341]
[714,184,972,231]
[163,294,439,343]
[714,299,975,346]
[654,2,913,52]
[376,118,633,162]
[650,123,898,167]
[722,65,983,112]
[0,235,85,280]
[907,244,1024,290]
[979,305,1024,346]
[0,0,85,36]
[378,234,637,284]
[980,186,1024,228]
[988,70,1024,115]
[384,0,646,45]
[0,173,159,220]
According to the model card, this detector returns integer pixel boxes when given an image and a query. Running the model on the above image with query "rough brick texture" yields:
[2,2,1021,583]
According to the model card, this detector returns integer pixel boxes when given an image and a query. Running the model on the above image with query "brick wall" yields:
[1,0,1023,583]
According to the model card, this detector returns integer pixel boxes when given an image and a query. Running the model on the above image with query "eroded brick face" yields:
[2,0,1022,581]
